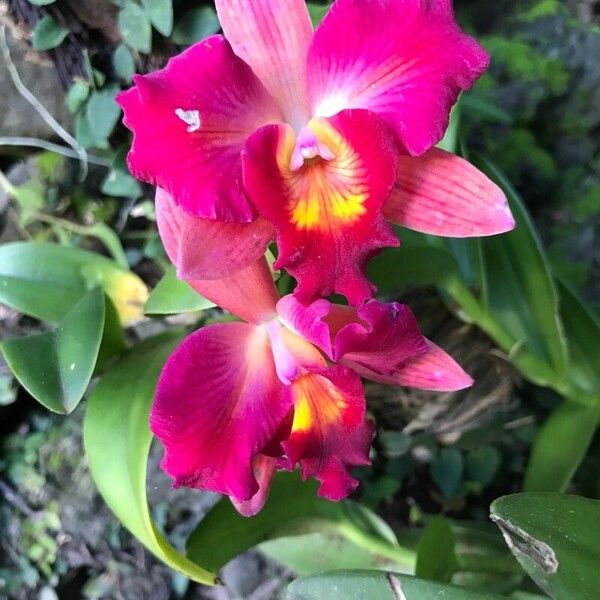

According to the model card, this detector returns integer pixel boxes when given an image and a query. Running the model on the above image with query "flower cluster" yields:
[119,0,515,514]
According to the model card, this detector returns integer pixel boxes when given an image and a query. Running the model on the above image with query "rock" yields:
[0,24,73,140]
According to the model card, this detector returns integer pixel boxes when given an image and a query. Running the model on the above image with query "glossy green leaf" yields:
[416,516,458,582]
[286,571,504,600]
[431,448,463,497]
[142,0,173,36]
[491,493,600,599]
[524,402,600,493]
[0,242,147,325]
[556,279,600,398]
[1,288,104,414]
[476,156,567,383]
[369,246,459,295]
[172,7,220,45]
[145,267,215,315]
[32,16,69,51]
[187,471,415,573]
[119,1,152,53]
[83,332,216,584]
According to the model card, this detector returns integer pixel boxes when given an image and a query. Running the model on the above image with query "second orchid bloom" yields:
[118,0,515,305]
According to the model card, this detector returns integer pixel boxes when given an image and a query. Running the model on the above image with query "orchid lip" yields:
[289,125,335,171]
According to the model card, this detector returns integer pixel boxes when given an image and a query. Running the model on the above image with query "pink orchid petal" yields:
[334,301,429,379]
[307,0,489,155]
[276,295,334,359]
[243,110,399,305]
[231,454,278,516]
[385,148,515,237]
[347,339,473,392]
[156,188,274,280]
[283,366,373,501]
[117,36,282,221]
[151,323,291,503]
[188,257,279,324]
[215,0,313,127]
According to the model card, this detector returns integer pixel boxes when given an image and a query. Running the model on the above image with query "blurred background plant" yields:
[0,1,599,599]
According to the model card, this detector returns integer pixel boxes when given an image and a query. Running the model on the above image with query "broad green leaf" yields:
[524,402,600,493]
[86,86,121,148]
[415,516,458,583]
[142,0,173,36]
[467,446,502,488]
[97,294,127,370]
[0,242,148,325]
[172,7,220,45]
[112,44,136,82]
[101,168,142,199]
[119,1,152,53]
[1,288,104,414]
[491,493,600,599]
[556,279,600,398]
[145,267,215,315]
[75,111,98,149]
[32,16,68,51]
[83,332,216,584]
[286,571,505,600]
[369,246,459,295]
[476,156,567,383]
[187,471,416,573]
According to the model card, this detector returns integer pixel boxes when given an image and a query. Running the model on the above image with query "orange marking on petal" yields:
[277,118,369,232]
[290,373,351,434]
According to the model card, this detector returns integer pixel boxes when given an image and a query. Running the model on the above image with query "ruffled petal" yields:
[117,36,282,221]
[384,148,515,237]
[231,454,278,516]
[151,323,291,502]
[346,339,474,392]
[243,109,399,305]
[334,301,429,378]
[307,0,489,155]
[283,366,373,500]
[188,257,279,324]
[156,188,274,280]
[215,0,313,127]
[276,295,334,359]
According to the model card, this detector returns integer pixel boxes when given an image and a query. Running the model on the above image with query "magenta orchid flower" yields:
[118,0,515,305]
[151,192,472,516]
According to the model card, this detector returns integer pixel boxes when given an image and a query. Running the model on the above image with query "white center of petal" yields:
[314,93,349,119]
[175,108,201,133]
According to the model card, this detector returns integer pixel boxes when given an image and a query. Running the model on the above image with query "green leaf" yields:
[145,267,215,315]
[431,448,463,497]
[369,246,459,295]
[171,7,220,45]
[119,1,152,53]
[286,571,504,600]
[75,111,98,149]
[476,156,567,384]
[142,0,173,36]
[86,86,121,148]
[83,332,216,584]
[112,44,136,82]
[0,242,147,325]
[524,402,600,493]
[187,471,415,573]
[306,3,331,26]
[101,168,142,199]
[467,446,502,488]
[416,516,458,582]
[32,16,69,51]
[491,493,600,599]
[66,80,90,113]
[1,288,105,414]
[556,279,600,398]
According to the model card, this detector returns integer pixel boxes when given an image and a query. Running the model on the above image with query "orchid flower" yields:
[151,192,472,516]
[118,0,515,305]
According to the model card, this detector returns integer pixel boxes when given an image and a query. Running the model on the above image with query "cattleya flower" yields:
[151,191,472,515]
[118,0,515,305]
